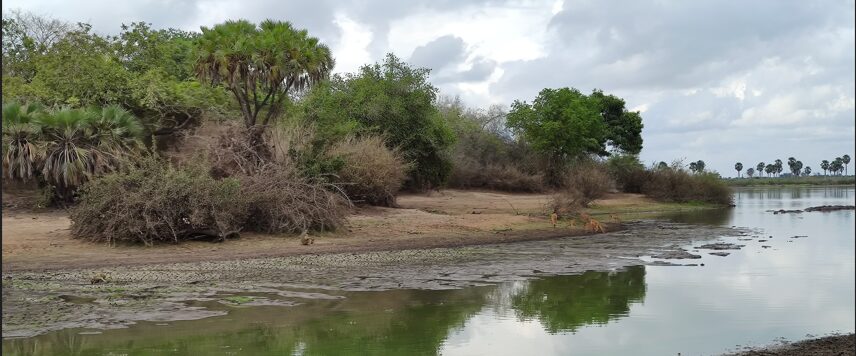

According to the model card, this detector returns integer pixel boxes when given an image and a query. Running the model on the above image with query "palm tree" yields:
[774,159,783,177]
[657,161,668,170]
[765,164,775,177]
[821,160,830,175]
[38,107,142,202]
[843,154,851,176]
[695,160,705,173]
[194,20,334,131]
[804,166,811,176]
[757,162,765,177]
[734,162,743,178]
[746,167,755,178]
[2,102,45,181]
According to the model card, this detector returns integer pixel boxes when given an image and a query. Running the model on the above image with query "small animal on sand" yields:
[300,230,315,245]
[550,211,559,228]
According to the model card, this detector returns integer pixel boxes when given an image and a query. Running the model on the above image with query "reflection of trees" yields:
[2,288,488,356]
[824,187,851,199]
[659,208,732,225]
[511,266,646,333]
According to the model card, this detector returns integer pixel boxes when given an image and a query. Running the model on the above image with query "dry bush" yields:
[448,159,545,192]
[550,163,614,215]
[70,156,246,245]
[206,121,316,177]
[239,165,351,233]
[326,135,410,206]
[640,169,732,205]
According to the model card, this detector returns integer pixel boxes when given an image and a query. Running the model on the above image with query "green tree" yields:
[756,162,765,177]
[734,162,743,178]
[803,166,811,176]
[589,90,644,154]
[112,22,197,80]
[746,167,755,178]
[773,159,783,177]
[765,164,775,177]
[296,54,454,189]
[843,154,851,175]
[695,160,705,173]
[821,160,830,175]
[657,161,669,170]
[194,19,333,131]
[28,23,131,107]
[689,161,698,174]
[506,87,608,184]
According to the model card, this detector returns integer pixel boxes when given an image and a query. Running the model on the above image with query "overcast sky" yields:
[4,0,854,176]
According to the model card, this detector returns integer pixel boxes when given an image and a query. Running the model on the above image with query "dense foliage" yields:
[297,54,454,189]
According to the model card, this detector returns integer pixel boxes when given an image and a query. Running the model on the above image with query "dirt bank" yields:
[1,190,703,272]
[724,333,855,356]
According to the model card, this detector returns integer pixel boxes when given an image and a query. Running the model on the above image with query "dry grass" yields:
[448,160,545,193]
[550,163,614,216]
[326,135,410,206]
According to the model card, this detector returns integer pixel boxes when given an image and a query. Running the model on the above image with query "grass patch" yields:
[222,296,255,304]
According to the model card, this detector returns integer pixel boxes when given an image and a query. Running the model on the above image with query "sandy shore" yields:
[724,333,855,355]
[1,190,696,272]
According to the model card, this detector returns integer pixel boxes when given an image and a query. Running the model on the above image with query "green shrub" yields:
[70,156,245,245]
[326,135,410,206]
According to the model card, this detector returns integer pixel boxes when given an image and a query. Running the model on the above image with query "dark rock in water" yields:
[791,235,807,239]
[709,252,730,257]
[803,205,855,212]
[651,249,702,259]
[696,243,744,250]
[772,209,803,214]
[761,245,771,248]
[758,240,768,242]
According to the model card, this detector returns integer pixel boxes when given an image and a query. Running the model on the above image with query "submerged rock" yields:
[696,243,744,250]
[709,252,730,257]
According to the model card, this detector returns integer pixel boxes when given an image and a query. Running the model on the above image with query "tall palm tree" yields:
[803,166,811,176]
[757,162,765,177]
[734,162,743,178]
[746,167,755,178]
[821,160,830,175]
[774,159,783,177]
[194,19,334,130]
[2,102,45,180]
[843,154,851,176]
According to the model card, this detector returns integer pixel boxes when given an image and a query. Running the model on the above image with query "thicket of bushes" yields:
[607,156,733,205]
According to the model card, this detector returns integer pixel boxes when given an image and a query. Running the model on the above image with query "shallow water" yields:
[3,186,854,355]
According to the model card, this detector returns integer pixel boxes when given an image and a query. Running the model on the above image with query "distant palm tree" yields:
[689,161,698,174]
[757,162,765,177]
[844,155,851,176]
[774,159,783,177]
[746,167,755,178]
[734,162,743,178]
[803,166,811,176]
[765,164,775,177]
[821,160,830,175]
[657,161,669,170]
[696,160,705,173]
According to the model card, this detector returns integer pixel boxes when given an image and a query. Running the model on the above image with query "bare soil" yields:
[2,190,662,272]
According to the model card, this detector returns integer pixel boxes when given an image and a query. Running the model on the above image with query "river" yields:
[3,186,854,355]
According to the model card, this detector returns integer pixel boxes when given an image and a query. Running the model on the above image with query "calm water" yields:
[4,186,854,355]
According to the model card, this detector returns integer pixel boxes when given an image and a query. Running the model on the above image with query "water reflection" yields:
[657,208,733,225]
[2,268,647,356]
[511,266,646,333]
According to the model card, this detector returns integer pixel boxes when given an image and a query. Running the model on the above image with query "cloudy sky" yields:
[4,0,854,176]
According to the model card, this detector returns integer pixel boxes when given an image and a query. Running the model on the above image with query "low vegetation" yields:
[4,12,734,245]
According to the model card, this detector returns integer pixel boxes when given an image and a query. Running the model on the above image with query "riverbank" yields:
[1,190,715,272]
[725,333,855,355]
[724,176,855,187]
